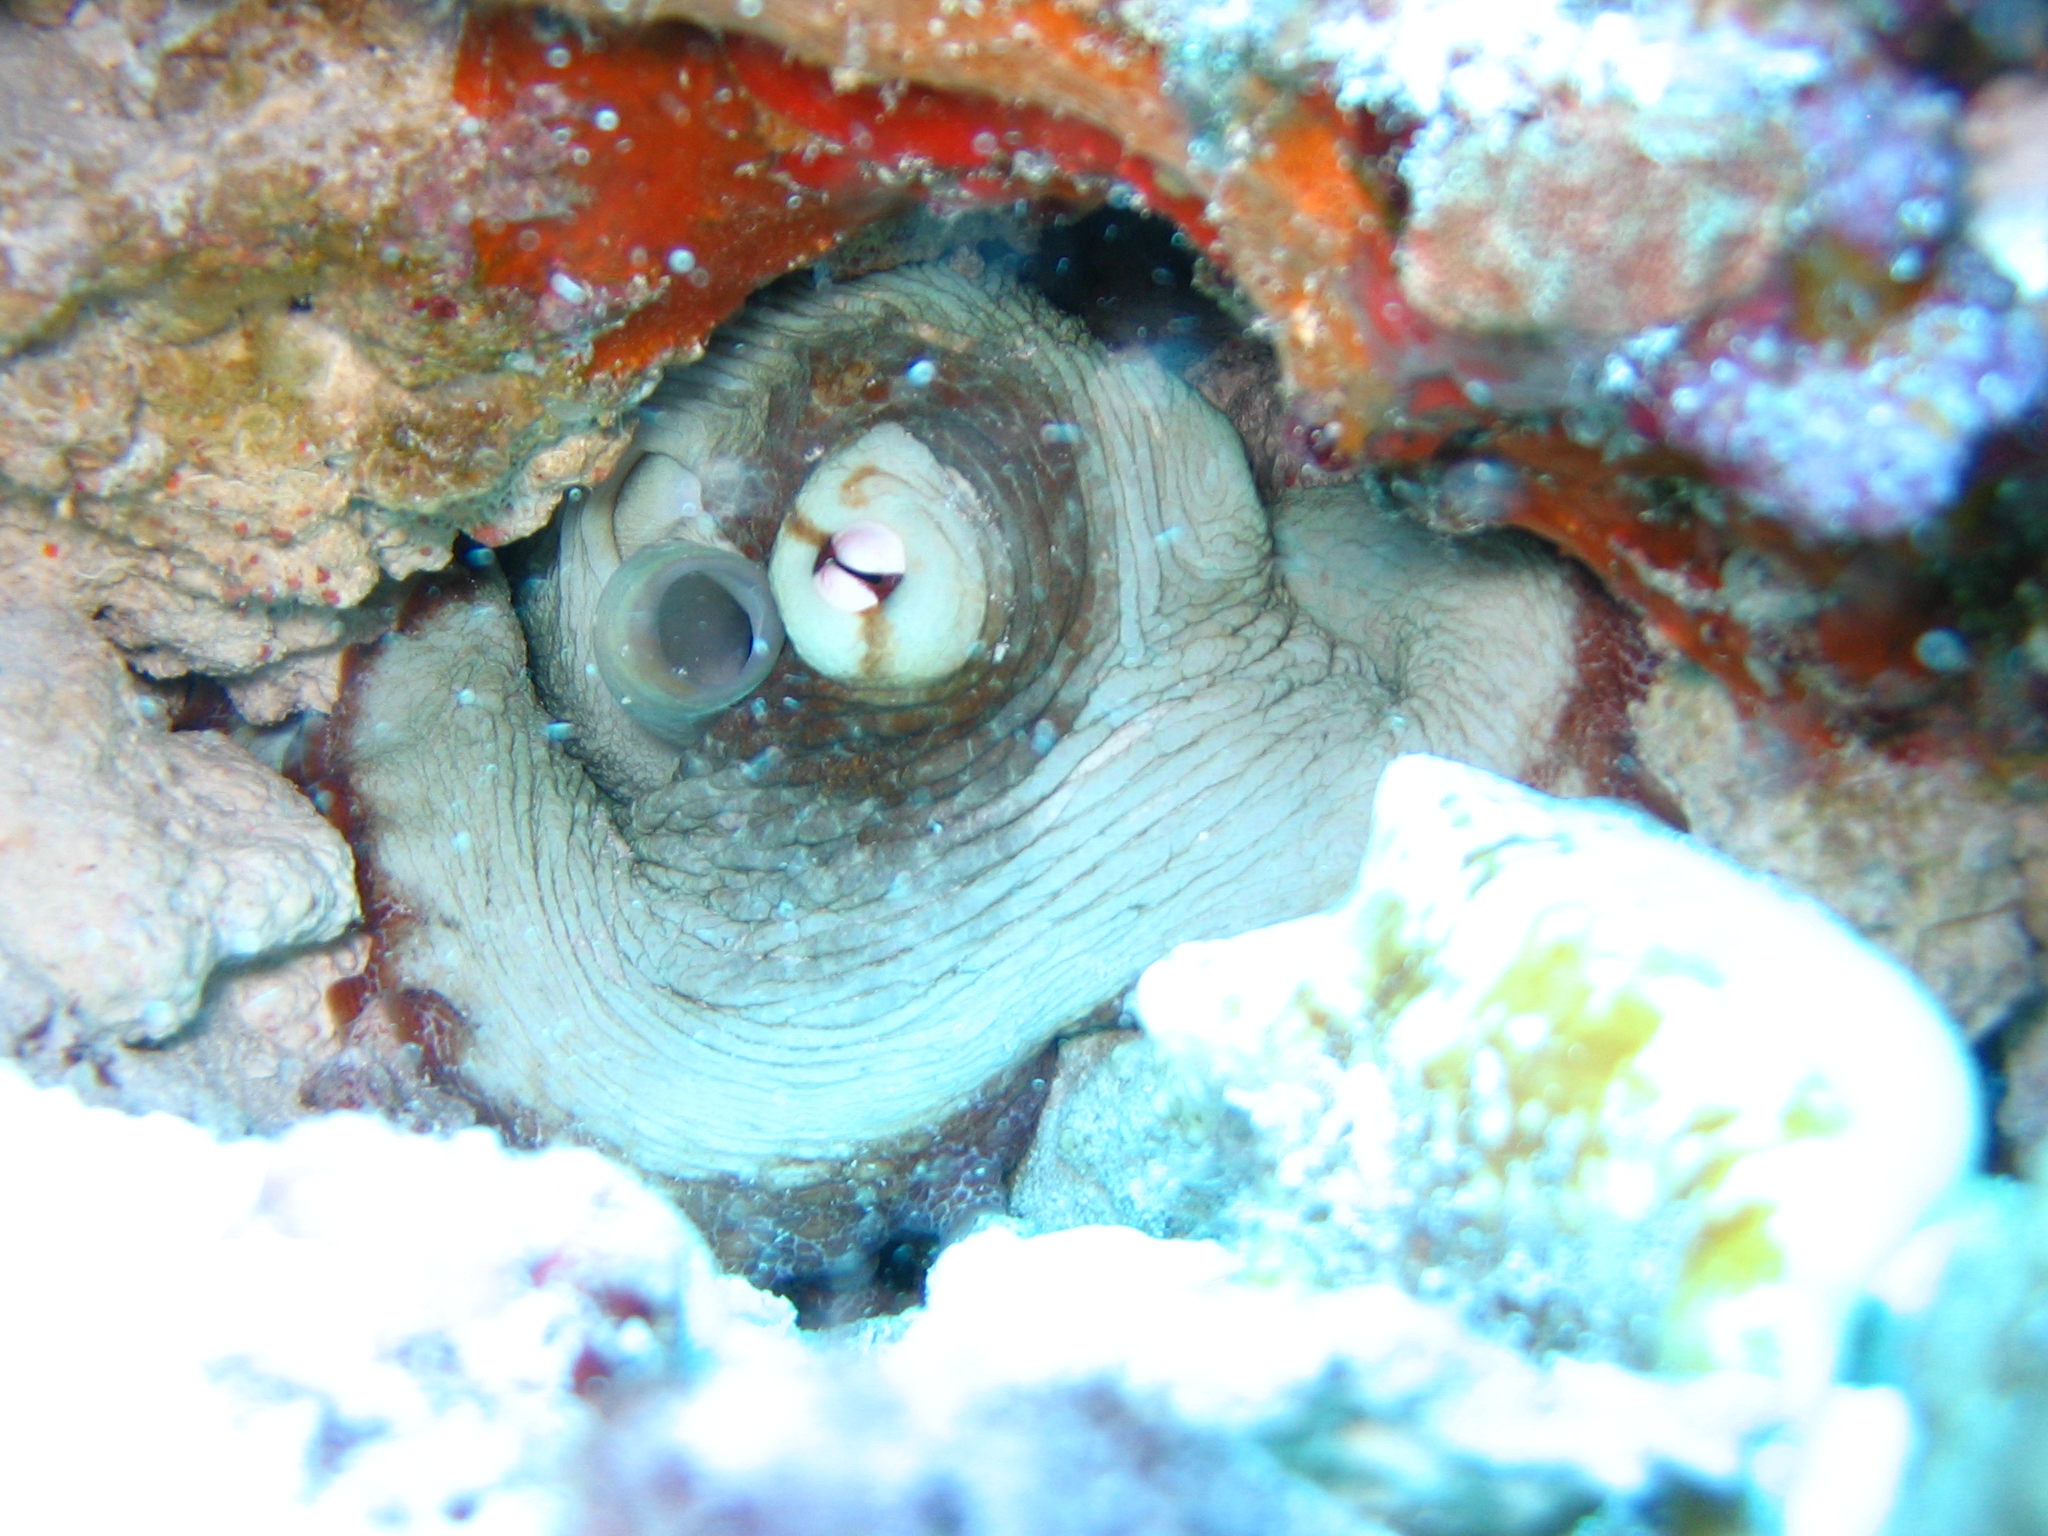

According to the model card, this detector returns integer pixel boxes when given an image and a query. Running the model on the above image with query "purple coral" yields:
[1797,67,1963,270]
[1642,291,2045,536]
[1604,48,2048,537]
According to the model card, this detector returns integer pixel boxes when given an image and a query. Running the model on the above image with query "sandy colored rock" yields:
[1009,1027,1258,1239]
[0,566,358,1057]
[1635,665,2038,1039]
[0,0,637,677]
[1397,98,1801,336]
[31,935,358,1135]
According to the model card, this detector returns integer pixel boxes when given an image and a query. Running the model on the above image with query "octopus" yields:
[4,0,2037,1331]
[328,257,1612,1308]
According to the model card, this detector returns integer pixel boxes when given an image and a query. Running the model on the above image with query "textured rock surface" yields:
[0,571,357,1062]
[1020,756,1978,1421]
[0,1068,753,1536]
[0,1067,1797,1536]
[0,1,635,677]
[1397,98,1800,336]
[586,1222,1780,1536]
[1635,665,2043,1042]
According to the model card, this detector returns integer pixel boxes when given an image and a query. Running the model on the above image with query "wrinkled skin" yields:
[339,264,1586,1291]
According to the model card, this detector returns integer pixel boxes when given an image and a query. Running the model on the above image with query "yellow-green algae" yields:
[1357,887,1857,1375]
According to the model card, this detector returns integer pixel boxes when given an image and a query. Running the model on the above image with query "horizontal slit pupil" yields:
[824,553,902,601]
[814,544,904,602]
[655,571,753,690]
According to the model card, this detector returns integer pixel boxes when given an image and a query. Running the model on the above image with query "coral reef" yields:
[0,1066,1779,1536]
[1633,664,2045,1042]
[5,0,2043,761]
[1633,256,2045,537]
[0,3,644,677]
[0,761,1997,1536]
[0,1,2043,1530]
[1020,756,1978,1411]
[0,1064,758,1535]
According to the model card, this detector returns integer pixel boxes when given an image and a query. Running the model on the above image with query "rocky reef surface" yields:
[0,757,2005,1536]
[1,0,2046,1532]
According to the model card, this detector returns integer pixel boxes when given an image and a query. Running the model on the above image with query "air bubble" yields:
[545,44,572,68]
[905,358,938,387]
[666,247,697,274]
[593,107,620,132]
[1914,628,1972,674]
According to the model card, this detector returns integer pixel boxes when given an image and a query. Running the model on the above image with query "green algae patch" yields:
[1664,1202,1789,1375]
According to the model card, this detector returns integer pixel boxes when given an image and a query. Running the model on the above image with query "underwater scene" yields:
[2,0,2047,1531]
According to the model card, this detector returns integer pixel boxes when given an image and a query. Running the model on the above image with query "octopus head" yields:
[336,262,1594,1311]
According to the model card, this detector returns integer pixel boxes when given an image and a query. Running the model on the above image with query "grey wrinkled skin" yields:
[339,265,1583,1249]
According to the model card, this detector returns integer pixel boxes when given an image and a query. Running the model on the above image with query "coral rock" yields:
[1634,666,2041,1041]
[0,1,636,675]
[1397,99,1800,336]
[1118,755,1976,1411]
[0,1070,752,1534]
[0,574,357,1056]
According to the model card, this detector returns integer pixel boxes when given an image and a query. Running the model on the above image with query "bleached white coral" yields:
[1123,0,1827,129]
[1133,755,1979,1411]
[0,1067,786,1536]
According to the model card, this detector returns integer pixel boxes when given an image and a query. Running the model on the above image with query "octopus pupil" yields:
[655,572,753,689]
[813,525,905,602]
[823,552,902,600]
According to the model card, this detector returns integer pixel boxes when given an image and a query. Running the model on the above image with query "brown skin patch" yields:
[672,1043,1059,1326]
[1524,561,1689,829]
[296,584,491,1116]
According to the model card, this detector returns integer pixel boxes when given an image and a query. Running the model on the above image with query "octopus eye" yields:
[592,543,784,740]
[767,422,991,691]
